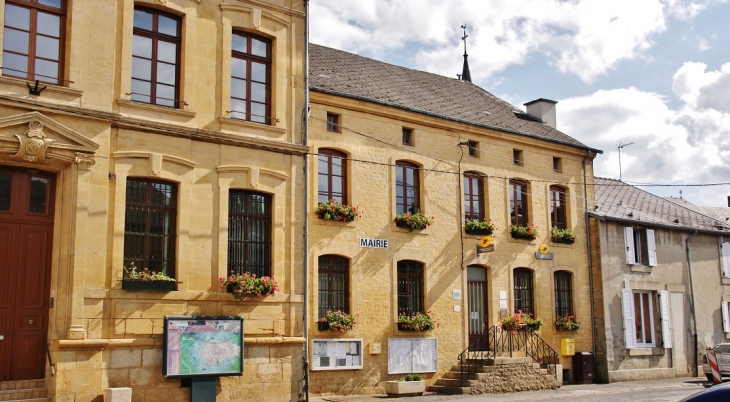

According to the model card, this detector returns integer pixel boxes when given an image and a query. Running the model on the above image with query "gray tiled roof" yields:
[592,177,730,233]
[309,44,600,153]
[663,196,730,223]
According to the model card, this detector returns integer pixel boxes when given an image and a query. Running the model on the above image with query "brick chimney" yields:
[524,98,557,129]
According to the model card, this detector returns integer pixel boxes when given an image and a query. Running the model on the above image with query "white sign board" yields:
[311,339,363,371]
[360,238,389,249]
[387,338,437,374]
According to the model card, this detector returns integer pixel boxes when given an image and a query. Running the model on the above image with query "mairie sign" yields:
[360,238,389,249]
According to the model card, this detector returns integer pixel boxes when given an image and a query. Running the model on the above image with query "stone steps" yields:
[0,379,49,402]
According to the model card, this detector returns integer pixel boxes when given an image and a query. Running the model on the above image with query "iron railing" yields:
[457,325,559,386]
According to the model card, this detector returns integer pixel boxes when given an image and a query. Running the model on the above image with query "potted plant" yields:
[315,199,360,222]
[551,226,577,244]
[525,315,545,331]
[509,223,538,240]
[318,310,358,333]
[555,314,580,330]
[396,310,439,331]
[384,374,425,397]
[500,310,527,332]
[122,262,176,291]
[394,211,434,232]
[465,218,497,235]
[219,271,279,301]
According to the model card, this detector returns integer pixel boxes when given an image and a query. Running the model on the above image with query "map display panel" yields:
[163,316,243,378]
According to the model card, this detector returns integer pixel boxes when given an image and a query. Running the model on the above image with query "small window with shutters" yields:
[624,227,656,267]
[721,242,730,278]
[622,288,663,348]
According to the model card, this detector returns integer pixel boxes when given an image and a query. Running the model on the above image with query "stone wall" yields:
[470,358,560,394]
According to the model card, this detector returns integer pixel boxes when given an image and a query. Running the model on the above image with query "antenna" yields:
[617,141,634,181]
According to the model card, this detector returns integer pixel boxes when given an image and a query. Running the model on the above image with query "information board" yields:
[387,338,437,374]
[163,316,243,378]
[311,338,363,371]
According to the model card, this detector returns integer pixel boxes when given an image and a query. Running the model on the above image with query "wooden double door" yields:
[0,167,54,381]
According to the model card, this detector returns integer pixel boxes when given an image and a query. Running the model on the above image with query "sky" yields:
[309,0,730,207]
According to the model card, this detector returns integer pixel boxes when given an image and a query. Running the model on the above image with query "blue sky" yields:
[310,0,730,207]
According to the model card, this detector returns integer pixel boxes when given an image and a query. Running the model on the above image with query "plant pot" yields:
[551,237,575,244]
[318,215,355,222]
[317,321,330,331]
[465,228,493,235]
[122,279,175,292]
[384,380,425,397]
[510,232,536,240]
[395,221,425,231]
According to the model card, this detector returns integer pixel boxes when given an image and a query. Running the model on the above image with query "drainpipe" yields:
[302,1,310,400]
[583,153,597,356]
[686,230,698,377]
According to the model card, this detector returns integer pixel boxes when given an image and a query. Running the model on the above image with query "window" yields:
[124,178,178,278]
[318,255,349,318]
[395,161,420,215]
[397,261,424,315]
[2,0,65,84]
[549,186,567,229]
[624,227,656,266]
[132,7,181,107]
[509,179,528,226]
[513,268,534,315]
[402,128,413,146]
[463,172,484,221]
[513,149,523,166]
[317,149,347,204]
[468,141,479,157]
[230,31,271,124]
[552,157,562,172]
[721,242,730,278]
[326,112,340,132]
[228,190,272,277]
[722,301,730,333]
[622,289,656,347]
[554,271,573,318]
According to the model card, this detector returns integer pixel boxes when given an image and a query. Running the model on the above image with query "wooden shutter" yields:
[721,242,730,278]
[624,227,635,265]
[659,291,672,348]
[722,301,730,333]
[647,229,657,267]
[622,288,636,349]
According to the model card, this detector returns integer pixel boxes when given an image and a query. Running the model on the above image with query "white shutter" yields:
[659,291,672,348]
[721,243,730,278]
[622,288,636,349]
[624,227,636,265]
[722,301,730,333]
[647,229,657,267]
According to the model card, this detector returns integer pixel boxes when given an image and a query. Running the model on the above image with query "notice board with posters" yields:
[387,338,437,374]
[311,338,363,370]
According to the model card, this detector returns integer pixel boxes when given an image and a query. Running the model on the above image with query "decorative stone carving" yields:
[12,120,54,163]
[75,152,96,170]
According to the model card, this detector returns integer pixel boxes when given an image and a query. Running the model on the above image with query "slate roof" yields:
[309,44,601,153]
[663,196,730,223]
[591,177,730,234]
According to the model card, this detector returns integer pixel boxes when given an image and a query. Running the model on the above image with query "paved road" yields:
[309,378,718,402]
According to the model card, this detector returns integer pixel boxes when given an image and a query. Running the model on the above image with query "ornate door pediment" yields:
[0,111,99,169]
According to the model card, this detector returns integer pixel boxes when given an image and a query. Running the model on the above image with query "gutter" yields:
[583,153,597,358]
[302,1,310,400]
[686,230,698,377]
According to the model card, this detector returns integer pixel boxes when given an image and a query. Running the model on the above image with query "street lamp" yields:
[617,141,634,181]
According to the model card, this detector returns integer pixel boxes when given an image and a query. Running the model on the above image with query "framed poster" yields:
[387,338,437,374]
[163,316,243,378]
[311,339,363,371]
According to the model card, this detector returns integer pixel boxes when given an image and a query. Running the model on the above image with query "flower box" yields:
[122,279,175,292]
[510,231,536,240]
[550,226,576,243]
[465,228,493,235]
[394,211,433,232]
[384,380,425,397]
[315,199,359,222]
[551,237,575,244]
[317,321,330,331]
[220,271,279,301]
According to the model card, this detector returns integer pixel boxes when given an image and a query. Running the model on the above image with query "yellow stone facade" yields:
[0,0,306,401]
[307,92,597,395]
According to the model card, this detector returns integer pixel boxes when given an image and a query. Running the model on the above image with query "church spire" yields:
[460,24,472,82]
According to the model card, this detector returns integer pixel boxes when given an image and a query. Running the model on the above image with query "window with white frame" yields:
[624,227,656,266]
[622,288,671,348]
[722,301,730,333]
[721,242,730,278]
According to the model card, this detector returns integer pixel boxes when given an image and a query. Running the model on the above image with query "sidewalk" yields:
[308,377,708,402]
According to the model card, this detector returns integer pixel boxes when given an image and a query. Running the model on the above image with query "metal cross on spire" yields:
[460,24,472,82]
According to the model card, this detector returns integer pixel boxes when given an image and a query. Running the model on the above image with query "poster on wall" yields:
[311,339,363,370]
[163,316,244,378]
[387,338,437,374]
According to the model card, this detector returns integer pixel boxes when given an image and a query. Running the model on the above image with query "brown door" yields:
[0,167,55,381]
[467,265,488,347]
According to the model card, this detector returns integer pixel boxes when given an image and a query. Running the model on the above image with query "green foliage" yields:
[465,218,497,232]
[315,199,360,221]
[509,223,538,239]
[397,310,439,331]
[555,314,580,330]
[500,311,527,332]
[551,226,577,241]
[525,316,545,330]
[320,310,358,333]
[219,271,279,301]
[398,374,423,382]
[394,211,434,232]
[123,262,175,282]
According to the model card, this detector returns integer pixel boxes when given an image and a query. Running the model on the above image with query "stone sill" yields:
[722,277,730,285]
[630,265,652,273]
[628,347,664,356]
[312,216,357,228]
[117,98,196,119]
[0,76,83,105]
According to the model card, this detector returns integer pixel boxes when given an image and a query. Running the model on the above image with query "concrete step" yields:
[0,380,46,391]
[427,385,471,394]
[434,377,481,387]
[0,380,48,402]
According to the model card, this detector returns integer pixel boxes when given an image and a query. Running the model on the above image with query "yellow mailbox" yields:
[560,338,575,356]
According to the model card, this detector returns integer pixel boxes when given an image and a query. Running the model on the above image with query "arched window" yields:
[554,271,573,318]
[318,255,349,318]
[550,186,567,229]
[395,161,420,215]
[228,190,272,277]
[230,31,272,124]
[464,172,484,221]
[509,180,528,225]
[318,149,347,204]
[513,268,534,315]
[397,260,424,314]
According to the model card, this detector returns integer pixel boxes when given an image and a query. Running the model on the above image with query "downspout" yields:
[583,153,597,356]
[302,1,310,401]
[686,230,698,377]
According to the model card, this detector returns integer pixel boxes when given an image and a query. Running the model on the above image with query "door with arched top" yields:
[467,265,488,346]
[0,167,55,381]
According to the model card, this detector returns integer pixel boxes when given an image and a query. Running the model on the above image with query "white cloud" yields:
[661,0,728,20]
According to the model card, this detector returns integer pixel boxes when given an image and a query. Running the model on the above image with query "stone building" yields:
[306,44,602,396]
[589,177,730,382]
[0,0,307,401]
